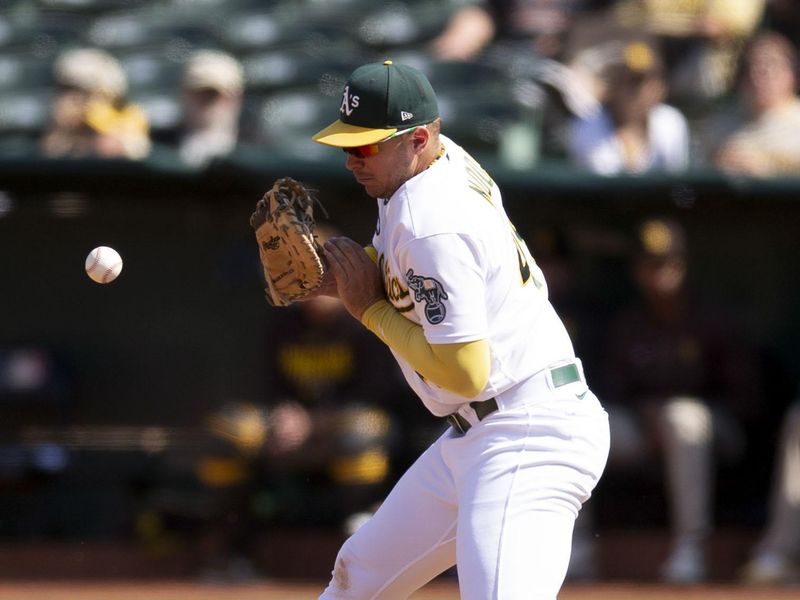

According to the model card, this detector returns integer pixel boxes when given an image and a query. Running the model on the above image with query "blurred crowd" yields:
[2,0,800,587]
[0,0,797,177]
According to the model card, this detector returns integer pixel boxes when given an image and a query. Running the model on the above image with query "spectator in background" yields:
[566,37,690,175]
[703,31,800,178]
[429,2,495,62]
[612,0,766,114]
[601,218,761,583]
[431,0,613,62]
[166,50,246,168]
[740,400,800,585]
[430,1,613,114]
[40,48,150,160]
[430,2,618,164]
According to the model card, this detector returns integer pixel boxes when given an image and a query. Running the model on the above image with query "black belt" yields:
[447,397,498,434]
[446,362,582,435]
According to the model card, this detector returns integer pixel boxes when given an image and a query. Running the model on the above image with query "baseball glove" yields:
[249,177,326,306]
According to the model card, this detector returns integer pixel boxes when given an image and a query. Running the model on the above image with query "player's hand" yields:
[323,236,385,320]
[295,268,339,301]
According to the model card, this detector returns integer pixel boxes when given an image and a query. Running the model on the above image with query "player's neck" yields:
[411,139,444,178]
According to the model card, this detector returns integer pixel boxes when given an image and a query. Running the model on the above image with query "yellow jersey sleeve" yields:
[361,300,490,398]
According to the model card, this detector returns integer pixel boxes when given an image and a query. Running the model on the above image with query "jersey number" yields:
[464,153,544,289]
[511,224,544,289]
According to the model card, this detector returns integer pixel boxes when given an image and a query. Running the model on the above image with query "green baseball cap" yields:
[312,60,439,148]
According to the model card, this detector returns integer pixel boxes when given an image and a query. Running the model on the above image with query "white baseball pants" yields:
[319,382,610,599]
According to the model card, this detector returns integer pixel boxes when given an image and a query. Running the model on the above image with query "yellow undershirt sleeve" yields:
[361,300,490,398]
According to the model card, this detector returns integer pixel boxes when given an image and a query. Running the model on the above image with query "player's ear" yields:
[411,126,430,152]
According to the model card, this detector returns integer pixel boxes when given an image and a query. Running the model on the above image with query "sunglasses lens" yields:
[343,144,381,158]
[363,144,382,157]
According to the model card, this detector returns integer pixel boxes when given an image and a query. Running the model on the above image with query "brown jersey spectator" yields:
[601,217,761,583]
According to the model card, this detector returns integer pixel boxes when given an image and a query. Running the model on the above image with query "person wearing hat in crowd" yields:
[305,59,610,599]
[702,31,800,178]
[611,0,765,113]
[566,36,690,175]
[600,217,761,583]
[40,47,151,160]
[161,50,245,168]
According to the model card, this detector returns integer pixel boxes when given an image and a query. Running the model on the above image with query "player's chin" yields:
[360,182,383,199]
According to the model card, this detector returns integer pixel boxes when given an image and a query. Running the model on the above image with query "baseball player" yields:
[311,60,610,600]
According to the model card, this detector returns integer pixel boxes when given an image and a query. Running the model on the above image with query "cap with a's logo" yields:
[312,60,439,148]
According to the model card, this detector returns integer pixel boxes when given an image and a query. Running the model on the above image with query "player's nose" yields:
[344,153,363,171]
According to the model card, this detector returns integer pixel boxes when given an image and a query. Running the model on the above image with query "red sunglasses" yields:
[342,126,417,159]
[343,143,382,159]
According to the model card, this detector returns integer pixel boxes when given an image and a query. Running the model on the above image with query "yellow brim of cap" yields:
[312,120,397,147]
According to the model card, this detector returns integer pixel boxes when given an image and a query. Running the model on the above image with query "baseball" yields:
[85,246,123,284]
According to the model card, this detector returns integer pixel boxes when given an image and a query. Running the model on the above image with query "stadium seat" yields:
[423,59,508,93]
[129,90,182,132]
[245,87,335,159]
[37,0,150,12]
[241,51,360,94]
[219,9,292,51]
[117,49,183,93]
[436,88,540,167]
[0,13,16,47]
[2,12,83,52]
[86,11,156,49]
[353,0,454,50]
[83,4,217,48]
[0,54,52,90]
[0,89,51,135]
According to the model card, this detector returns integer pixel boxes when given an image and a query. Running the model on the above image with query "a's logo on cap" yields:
[340,85,360,116]
[400,111,413,121]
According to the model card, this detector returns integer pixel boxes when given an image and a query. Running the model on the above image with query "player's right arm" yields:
[361,300,490,398]
[324,236,490,398]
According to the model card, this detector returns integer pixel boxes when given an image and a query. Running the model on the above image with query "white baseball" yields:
[85,246,123,284]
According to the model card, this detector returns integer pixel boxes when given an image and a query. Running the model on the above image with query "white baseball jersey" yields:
[321,134,610,600]
[371,135,576,416]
